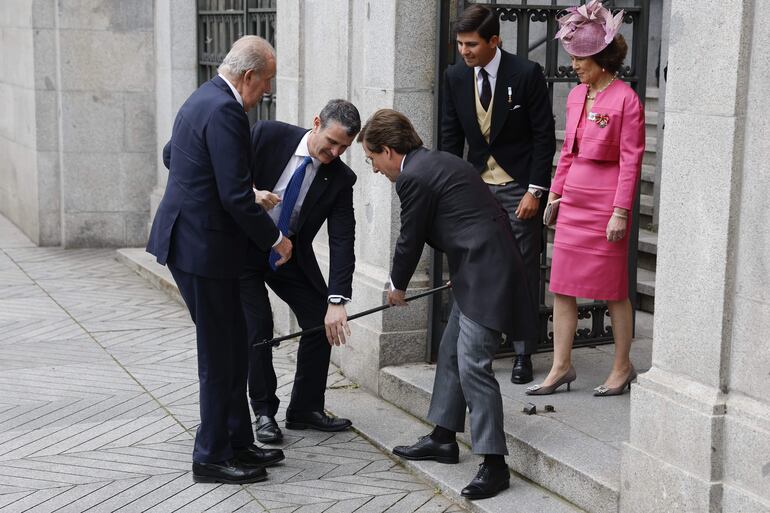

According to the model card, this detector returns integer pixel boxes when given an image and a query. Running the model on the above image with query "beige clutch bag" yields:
[543,199,561,228]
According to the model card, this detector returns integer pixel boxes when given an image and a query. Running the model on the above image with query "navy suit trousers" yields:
[240,256,330,417]
[168,264,254,463]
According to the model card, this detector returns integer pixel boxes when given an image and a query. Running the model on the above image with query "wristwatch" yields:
[328,297,348,305]
[527,187,544,199]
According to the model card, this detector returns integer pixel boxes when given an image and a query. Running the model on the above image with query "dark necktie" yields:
[479,68,492,111]
[269,156,312,270]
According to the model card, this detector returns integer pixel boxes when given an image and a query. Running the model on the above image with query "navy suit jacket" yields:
[441,49,556,188]
[147,76,279,279]
[248,121,356,299]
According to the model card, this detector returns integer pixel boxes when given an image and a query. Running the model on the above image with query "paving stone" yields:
[0,215,468,513]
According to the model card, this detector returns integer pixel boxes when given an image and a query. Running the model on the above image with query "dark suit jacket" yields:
[248,121,356,299]
[146,76,279,279]
[390,147,536,338]
[441,49,556,188]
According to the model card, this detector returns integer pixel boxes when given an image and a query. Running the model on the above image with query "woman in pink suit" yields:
[526,1,645,396]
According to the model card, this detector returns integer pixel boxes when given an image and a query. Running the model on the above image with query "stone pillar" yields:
[620,1,770,512]
[276,0,437,392]
[149,0,197,224]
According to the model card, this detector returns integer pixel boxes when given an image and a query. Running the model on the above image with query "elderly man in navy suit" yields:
[241,99,360,444]
[147,36,289,484]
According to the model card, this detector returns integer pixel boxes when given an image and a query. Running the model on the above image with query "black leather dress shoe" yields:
[192,459,267,484]
[461,463,510,499]
[234,444,285,467]
[511,354,534,384]
[285,410,352,432]
[392,435,459,464]
[256,415,283,443]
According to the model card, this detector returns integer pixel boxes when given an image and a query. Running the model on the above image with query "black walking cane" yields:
[253,283,452,348]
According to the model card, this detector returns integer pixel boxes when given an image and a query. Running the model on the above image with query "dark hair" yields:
[454,4,499,41]
[357,109,423,155]
[319,99,361,136]
[592,34,628,74]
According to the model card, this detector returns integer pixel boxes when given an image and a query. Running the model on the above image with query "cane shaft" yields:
[255,283,451,348]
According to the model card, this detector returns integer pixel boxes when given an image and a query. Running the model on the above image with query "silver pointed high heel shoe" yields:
[593,366,637,396]
[525,366,577,396]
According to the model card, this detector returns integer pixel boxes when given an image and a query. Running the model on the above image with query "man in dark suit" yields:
[241,99,360,443]
[147,36,289,484]
[441,4,556,384]
[358,109,536,500]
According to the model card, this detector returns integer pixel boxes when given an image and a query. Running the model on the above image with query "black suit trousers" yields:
[240,256,330,417]
[168,264,254,464]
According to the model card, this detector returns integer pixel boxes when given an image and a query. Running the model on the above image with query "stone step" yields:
[377,365,621,513]
[325,385,587,513]
[640,164,655,196]
[644,87,659,112]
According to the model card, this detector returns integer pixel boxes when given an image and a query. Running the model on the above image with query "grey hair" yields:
[217,35,275,78]
[319,99,361,137]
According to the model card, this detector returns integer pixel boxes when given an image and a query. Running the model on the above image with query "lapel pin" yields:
[507,86,512,104]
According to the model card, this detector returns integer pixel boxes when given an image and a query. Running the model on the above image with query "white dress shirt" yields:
[267,131,319,236]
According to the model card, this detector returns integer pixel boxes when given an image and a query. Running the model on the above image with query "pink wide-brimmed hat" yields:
[555,0,624,57]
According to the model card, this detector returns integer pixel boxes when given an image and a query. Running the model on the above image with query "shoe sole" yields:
[285,421,351,432]
[256,433,283,443]
[392,451,459,464]
[461,480,510,499]
[510,377,534,384]
[240,453,285,468]
[192,473,268,484]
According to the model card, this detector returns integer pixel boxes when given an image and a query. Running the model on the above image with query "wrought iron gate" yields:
[196,0,277,124]
[429,0,649,360]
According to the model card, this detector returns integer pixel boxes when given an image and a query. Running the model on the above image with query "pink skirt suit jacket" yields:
[549,79,645,300]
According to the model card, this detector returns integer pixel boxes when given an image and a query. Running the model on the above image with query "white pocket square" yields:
[510,104,522,111]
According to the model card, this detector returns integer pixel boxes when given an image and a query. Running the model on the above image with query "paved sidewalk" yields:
[0,215,464,513]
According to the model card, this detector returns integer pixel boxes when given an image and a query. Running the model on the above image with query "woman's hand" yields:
[606,210,628,242]
[547,192,562,204]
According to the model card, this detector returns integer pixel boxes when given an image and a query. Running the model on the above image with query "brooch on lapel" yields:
[588,112,610,128]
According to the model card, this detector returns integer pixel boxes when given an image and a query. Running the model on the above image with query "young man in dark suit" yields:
[359,109,536,500]
[441,5,556,384]
[147,36,290,484]
[241,100,360,443]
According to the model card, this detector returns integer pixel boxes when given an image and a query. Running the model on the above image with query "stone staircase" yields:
[551,87,659,313]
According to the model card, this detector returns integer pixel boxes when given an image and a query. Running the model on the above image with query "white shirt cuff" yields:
[272,232,283,247]
[528,184,549,191]
[327,295,351,303]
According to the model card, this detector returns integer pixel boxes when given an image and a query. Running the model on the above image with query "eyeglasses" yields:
[364,156,373,166]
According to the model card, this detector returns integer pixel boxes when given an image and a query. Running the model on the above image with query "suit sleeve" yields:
[162,141,171,170]
[391,175,434,291]
[205,103,279,251]
[326,173,356,298]
[550,144,574,197]
[526,62,556,188]
[440,70,466,157]
[613,91,645,209]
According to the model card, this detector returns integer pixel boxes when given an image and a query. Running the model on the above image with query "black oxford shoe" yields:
[256,415,283,443]
[285,410,352,432]
[510,354,534,384]
[392,435,459,464]
[234,444,285,467]
[461,463,510,500]
[192,459,267,484]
